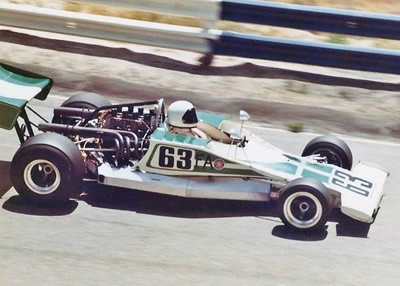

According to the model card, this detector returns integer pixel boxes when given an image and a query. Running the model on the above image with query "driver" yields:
[166,100,208,138]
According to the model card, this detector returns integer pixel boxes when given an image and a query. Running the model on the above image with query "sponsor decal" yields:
[213,159,225,170]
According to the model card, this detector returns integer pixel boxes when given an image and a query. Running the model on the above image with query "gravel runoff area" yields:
[0,27,399,140]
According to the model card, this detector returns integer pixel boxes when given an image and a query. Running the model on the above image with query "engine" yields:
[93,102,165,163]
[47,99,165,166]
[102,107,158,137]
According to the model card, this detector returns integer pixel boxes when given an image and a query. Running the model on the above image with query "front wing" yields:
[338,162,389,223]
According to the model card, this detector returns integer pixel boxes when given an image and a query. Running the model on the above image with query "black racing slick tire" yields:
[302,135,353,170]
[279,178,333,232]
[52,92,111,124]
[10,133,85,203]
[60,92,111,109]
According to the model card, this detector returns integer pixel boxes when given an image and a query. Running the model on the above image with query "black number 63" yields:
[158,146,193,170]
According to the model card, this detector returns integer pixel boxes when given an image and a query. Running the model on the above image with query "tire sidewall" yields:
[306,142,349,168]
[11,145,80,202]
[279,182,332,231]
[52,93,111,124]
[62,101,99,110]
[302,136,353,170]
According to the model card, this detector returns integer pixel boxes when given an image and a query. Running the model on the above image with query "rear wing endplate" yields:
[0,63,53,130]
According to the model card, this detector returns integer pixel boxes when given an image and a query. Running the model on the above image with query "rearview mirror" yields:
[230,131,241,140]
[240,110,250,121]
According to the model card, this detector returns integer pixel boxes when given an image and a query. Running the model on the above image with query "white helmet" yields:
[167,100,198,128]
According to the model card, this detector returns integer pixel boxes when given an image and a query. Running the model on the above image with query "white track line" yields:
[248,125,400,147]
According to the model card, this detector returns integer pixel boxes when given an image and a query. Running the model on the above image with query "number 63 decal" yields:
[332,170,373,197]
[157,146,194,170]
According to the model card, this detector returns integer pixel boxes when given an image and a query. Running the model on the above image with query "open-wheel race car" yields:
[0,63,389,231]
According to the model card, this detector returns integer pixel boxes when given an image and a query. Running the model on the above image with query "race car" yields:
[0,63,389,231]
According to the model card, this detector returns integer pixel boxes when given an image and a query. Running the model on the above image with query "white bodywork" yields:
[98,164,271,201]
[97,120,388,224]
[340,162,388,223]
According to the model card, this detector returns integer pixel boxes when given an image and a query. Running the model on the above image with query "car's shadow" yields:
[81,183,278,219]
[270,210,371,241]
[80,184,371,240]
[334,211,372,238]
[1,181,371,240]
[2,195,78,216]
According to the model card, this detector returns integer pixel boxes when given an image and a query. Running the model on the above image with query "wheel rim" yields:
[23,159,61,195]
[312,148,343,167]
[283,191,323,229]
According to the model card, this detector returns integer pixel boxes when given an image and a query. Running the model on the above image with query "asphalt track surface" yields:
[0,95,399,286]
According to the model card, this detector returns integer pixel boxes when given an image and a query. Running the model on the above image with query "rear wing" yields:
[0,63,53,130]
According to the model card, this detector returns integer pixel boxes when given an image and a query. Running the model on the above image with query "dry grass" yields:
[287,122,304,133]
[8,0,400,15]
[62,1,400,50]
[64,1,202,27]
[269,0,400,14]
[5,0,400,50]
[7,0,63,9]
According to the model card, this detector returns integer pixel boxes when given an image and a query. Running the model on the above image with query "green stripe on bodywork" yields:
[262,162,297,175]
[306,162,333,173]
[0,63,53,102]
[0,66,50,89]
[146,143,262,177]
[151,129,210,147]
[0,96,26,109]
[193,167,261,176]
[197,112,226,128]
[191,149,260,176]
[301,169,329,183]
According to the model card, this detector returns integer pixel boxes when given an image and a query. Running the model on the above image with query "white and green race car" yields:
[0,63,389,231]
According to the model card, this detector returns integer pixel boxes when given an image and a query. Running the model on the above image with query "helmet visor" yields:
[182,107,198,124]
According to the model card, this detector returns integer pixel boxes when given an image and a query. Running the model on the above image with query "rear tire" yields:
[60,92,111,109]
[279,178,332,231]
[52,92,111,124]
[11,133,85,203]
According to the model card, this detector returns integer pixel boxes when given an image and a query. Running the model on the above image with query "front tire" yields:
[279,178,332,231]
[302,135,353,170]
[11,133,85,203]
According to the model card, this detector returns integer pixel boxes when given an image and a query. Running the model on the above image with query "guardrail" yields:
[79,0,220,21]
[213,32,400,75]
[221,0,400,40]
[82,0,400,40]
[1,1,400,74]
[0,3,216,53]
